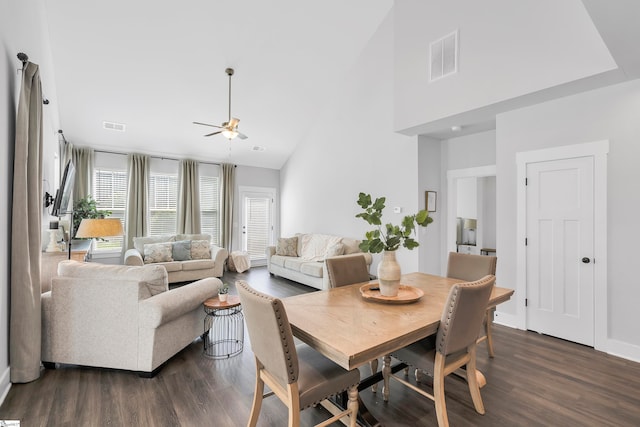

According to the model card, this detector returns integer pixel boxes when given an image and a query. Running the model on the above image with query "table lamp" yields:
[463,218,477,245]
[75,218,124,261]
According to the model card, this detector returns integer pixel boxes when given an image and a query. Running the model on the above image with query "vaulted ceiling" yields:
[43,1,639,169]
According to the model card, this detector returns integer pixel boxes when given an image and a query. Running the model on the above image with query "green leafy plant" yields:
[72,195,112,239]
[356,192,433,253]
[219,283,230,294]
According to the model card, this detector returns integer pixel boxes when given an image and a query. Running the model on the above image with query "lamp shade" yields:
[222,129,238,139]
[75,218,124,238]
[463,218,477,230]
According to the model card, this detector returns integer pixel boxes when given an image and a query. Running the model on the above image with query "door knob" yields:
[581,257,591,264]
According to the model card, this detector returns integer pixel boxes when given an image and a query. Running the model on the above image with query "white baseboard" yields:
[493,311,520,329]
[606,338,640,363]
[0,365,11,408]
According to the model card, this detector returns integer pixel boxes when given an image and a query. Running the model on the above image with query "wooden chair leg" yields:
[370,358,379,392]
[287,383,301,427]
[433,353,449,427]
[466,347,485,415]
[248,363,265,427]
[485,307,495,358]
[382,355,392,402]
[347,385,359,427]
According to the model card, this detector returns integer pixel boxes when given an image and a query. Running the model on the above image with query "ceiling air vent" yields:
[429,30,458,82]
[103,121,126,132]
[252,146,266,152]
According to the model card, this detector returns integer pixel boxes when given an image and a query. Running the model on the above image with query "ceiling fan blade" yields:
[237,132,248,140]
[204,131,222,137]
[228,117,240,129]
[193,121,223,129]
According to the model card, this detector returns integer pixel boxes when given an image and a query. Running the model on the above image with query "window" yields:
[148,173,178,236]
[200,175,220,245]
[93,168,127,251]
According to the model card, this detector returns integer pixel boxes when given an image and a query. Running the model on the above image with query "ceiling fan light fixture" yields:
[222,129,238,139]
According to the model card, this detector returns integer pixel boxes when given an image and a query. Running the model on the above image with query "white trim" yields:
[446,165,496,273]
[516,140,609,350]
[607,339,640,364]
[0,365,11,407]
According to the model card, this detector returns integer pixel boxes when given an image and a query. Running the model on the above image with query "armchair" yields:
[41,260,221,376]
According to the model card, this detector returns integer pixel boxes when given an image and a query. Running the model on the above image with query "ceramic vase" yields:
[377,250,401,297]
[219,293,228,302]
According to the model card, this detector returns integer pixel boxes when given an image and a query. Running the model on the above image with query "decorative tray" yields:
[359,283,424,304]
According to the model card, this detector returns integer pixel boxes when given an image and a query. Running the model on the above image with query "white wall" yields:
[393,0,615,132]
[496,78,640,358]
[1,0,61,402]
[417,136,441,274]
[280,12,422,273]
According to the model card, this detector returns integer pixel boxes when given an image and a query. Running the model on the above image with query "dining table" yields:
[282,272,514,426]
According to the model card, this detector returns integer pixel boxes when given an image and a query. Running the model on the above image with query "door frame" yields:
[516,140,608,351]
[446,165,496,273]
[238,185,276,266]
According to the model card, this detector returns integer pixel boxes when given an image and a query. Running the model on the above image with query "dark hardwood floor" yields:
[2,266,640,426]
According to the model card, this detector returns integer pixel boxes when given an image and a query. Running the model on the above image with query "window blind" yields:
[93,169,127,251]
[148,173,178,237]
[200,175,220,245]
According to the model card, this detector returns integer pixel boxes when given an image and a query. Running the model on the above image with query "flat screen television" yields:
[51,160,76,217]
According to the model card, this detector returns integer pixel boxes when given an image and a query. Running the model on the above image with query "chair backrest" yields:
[446,252,497,282]
[436,275,495,356]
[326,255,370,288]
[237,280,299,387]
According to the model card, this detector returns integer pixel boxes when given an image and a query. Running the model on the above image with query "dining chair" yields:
[237,280,360,427]
[382,275,495,427]
[325,255,381,392]
[447,251,498,357]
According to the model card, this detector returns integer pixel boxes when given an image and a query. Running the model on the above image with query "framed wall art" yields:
[425,191,437,212]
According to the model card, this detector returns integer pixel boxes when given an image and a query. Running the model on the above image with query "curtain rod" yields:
[58,129,236,167]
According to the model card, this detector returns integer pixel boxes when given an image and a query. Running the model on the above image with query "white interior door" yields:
[240,187,275,263]
[526,156,594,346]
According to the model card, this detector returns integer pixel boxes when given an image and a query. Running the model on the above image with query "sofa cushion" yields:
[284,257,307,272]
[157,261,183,273]
[270,255,287,267]
[276,236,298,256]
[191,240,211,260]
[324,242,345,259]
[133,235,175,254]
[299,234,341,261]
[172,240,192,261]
[175,233,211,242]
[144,242,174,264]
[300,262,323,278]
[341,237,362,255]
[182,259,215,271]
[57,260,168,297]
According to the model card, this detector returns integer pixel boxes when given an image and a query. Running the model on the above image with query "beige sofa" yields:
[41,260,221,376]
[124,233,228,283]
[266,233,372,290]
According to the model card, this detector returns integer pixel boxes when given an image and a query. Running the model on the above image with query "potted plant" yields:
[218,283,230,302]
[356,192,433,296]
[72,195,112,239]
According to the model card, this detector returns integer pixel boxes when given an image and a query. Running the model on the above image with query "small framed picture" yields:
[425,191,437,212]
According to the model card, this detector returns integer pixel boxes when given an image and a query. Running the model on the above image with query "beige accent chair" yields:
[41,260,221,376]
[446,252,498,357]
[237,280,360,427]
[382,275,495,427]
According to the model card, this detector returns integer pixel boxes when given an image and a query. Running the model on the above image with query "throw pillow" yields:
[276,236,298,257]
[172,240,192,261]
[191,239,211,260]
[144,242,174,264]
[323,242,345,259]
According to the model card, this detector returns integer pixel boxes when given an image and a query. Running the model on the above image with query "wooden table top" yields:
[283,272,514,371]
[203,295,241,309]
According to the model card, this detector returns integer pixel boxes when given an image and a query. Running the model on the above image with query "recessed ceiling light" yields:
[451,125,462,132]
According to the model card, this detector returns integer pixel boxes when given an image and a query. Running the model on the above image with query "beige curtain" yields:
[125,154,149,250]
[221,163,235,251]
[176,159,201,234]
[72,146,94,201]
[10,61,43,383]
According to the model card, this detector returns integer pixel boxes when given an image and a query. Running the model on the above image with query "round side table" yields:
[203,295,244,359]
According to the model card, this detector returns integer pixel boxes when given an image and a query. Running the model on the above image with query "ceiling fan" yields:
[193,67,248,140]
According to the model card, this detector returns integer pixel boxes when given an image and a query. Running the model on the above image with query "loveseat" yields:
[124,233,228,283]
[266,233,372,290]
[41,260,221,376]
